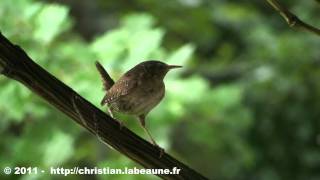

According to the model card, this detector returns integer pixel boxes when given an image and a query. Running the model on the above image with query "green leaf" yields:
[167,44,195,65]
[34,4,69,44]
[43,131,74,166]
[124,28,165,70]
[0,82,30,121]
[167,75,208,104]
[122,13,155,31]
[90,29,129,66]
[24,3,43,21]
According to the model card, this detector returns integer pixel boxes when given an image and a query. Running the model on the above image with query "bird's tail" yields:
[95,61,115,91]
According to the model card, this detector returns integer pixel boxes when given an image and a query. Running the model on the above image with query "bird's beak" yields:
[167,65,182,69]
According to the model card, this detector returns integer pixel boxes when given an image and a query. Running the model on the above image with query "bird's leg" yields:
[138,115,164,158]
[138,115,156,145]
[107,106,115,118]
[107,106,124,130]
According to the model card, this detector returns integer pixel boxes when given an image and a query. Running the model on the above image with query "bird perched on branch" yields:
[95,60,182,153]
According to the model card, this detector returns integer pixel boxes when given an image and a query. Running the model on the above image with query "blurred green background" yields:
[1,0,320,179]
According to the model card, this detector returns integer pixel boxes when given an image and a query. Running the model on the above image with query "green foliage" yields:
[33,4,69,44]
[1,0,320,179]
[91,14,166,72]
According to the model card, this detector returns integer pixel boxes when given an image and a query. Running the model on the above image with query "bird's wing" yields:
[95,61,114,91]
[101,74,138,105]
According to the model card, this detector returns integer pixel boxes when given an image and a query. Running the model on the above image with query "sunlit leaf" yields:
[43,131,74,166]
[34,4,69,44]
[167,44,195,65]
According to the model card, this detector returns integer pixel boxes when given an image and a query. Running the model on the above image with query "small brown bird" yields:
[95,60,182,149]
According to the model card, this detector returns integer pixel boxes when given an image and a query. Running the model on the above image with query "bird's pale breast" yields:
[108,79,165,116]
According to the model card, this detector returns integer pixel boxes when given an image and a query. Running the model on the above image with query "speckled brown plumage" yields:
[96,60,182,152]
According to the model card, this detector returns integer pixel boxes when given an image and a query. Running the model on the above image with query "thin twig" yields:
[72,94,89,127]
[266,0,320,36]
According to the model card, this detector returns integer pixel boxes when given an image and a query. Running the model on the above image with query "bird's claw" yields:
[119,120,124,130]
[153,143,165,158]
[114,118,124,130]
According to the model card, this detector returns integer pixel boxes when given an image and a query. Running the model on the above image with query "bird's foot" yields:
[153,143,165,158]
[107,108,124,130]
[115,118,124,130]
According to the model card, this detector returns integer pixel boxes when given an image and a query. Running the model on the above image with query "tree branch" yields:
[0,32,207,179]
[266,0,320,36]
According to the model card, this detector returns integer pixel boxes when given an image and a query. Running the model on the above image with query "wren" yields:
[95,60,182,150]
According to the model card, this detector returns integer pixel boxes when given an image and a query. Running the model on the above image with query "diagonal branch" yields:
[0,32,208,180]
[266,0,320,36]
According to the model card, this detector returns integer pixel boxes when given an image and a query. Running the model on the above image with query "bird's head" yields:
[138,60,182,79]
